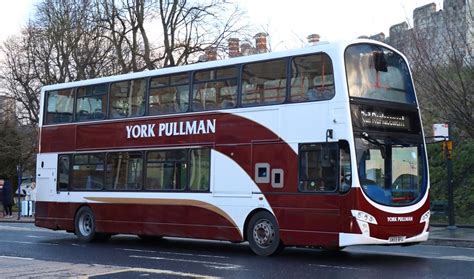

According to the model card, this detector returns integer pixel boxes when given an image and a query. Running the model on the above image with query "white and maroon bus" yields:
[35,39,430,256]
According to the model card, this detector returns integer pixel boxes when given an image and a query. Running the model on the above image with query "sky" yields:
[0,0,443,50]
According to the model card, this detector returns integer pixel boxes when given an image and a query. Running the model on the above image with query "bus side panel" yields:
[91,203,242,241]
[251,142,342,247]
[35,201,76,232]
[35,153,59,230]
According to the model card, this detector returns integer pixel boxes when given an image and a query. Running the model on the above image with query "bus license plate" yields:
[388,236,406,243]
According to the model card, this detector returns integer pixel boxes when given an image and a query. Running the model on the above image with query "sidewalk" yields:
[425,226,474,248]
[0,212,34,223]
[1,215,473,248]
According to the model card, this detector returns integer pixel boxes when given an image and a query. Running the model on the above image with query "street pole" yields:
[16,165,22,221]
[445,124,456,229]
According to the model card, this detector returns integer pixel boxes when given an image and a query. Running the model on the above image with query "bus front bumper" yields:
[339,231,429,247]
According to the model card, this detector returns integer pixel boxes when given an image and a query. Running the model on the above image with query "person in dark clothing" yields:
[2,180,14,218]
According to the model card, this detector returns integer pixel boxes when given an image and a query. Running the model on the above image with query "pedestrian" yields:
[0,179,4,216]
[2,179,14,218]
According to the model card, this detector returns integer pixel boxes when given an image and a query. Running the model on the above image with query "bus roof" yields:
[40,39,397,92]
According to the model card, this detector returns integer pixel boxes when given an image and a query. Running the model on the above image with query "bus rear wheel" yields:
[75,206,100,243]
[247,211,282,256]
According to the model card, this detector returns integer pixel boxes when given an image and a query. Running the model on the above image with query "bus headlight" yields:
[420,210,430,223]
[351,210,378,224]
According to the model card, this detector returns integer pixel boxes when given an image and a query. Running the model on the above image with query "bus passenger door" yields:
[277,141,348,247]
[36,153,58,202]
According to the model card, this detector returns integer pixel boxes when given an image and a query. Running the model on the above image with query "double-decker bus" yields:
[35,39,430,256]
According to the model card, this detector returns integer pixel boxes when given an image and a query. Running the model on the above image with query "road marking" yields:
[158,251,229,259]
[130,255,241,270]
[79,267,220,279]
[0,255,34,261]
[26,235,43,238]
[308,264,369,271]
[117,248,229,259]
[439,256,474,262]
[0,240,59,246]
[117,248,156,253]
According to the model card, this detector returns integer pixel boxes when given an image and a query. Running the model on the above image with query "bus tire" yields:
[75,206,98,243]
[247,211,281,256]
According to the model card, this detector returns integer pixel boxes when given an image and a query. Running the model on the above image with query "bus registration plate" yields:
[388,236,406,243]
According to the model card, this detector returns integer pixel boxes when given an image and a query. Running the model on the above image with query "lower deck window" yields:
[106,152,143,190]
[72,153,105,190]
[189,149,210,191]
[145,150,187,191]
[58,148,211,193]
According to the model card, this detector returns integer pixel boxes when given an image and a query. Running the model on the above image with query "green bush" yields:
[428,139,474,224]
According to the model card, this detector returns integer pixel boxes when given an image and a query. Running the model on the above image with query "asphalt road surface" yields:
[0,223,473,278]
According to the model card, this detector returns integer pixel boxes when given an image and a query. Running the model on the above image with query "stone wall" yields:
[379,0,473,66]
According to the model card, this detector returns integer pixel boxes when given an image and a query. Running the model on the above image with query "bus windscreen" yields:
[345,44,416,105]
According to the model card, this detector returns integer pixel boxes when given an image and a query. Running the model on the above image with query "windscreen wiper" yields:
[361,132,387,158]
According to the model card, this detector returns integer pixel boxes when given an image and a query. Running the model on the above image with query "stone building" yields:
[386,0,473,66]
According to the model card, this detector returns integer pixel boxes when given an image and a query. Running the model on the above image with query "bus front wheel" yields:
[247,211,282,256]
[75,206,99,243]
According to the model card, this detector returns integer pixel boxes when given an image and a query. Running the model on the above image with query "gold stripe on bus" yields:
[84,197,240,235]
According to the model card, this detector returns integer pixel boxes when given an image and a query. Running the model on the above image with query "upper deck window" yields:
[345,44,416,105]
[149,73,189,115]
[290,53,334,102]
[241,59,286,106]
[45,89,74,124]
[192,67,238,111]
[109,78,146,119]
[76,84,107,121]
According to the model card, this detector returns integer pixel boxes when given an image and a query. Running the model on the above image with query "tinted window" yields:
[110,79,146,118]
[290,54,334,102]
[105,152,143,190]
[241,59,286,106]
[193,67,237,111]
[58,155,71,191]
[149,73,189,115]
[299,143,338,192]
[145,150,187,191]
[76,84,107,121]
[189,148,210,191]
[45,89,74,124]
[71,153,104,190]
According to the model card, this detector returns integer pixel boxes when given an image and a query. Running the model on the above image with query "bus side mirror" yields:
[374,51,388,72]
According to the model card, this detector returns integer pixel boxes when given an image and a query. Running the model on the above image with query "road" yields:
[0,223,473,278]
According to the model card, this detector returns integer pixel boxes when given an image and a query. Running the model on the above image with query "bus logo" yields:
[126,119,216,139]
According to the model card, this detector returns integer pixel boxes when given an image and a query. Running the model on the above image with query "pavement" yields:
[1,213,473,248]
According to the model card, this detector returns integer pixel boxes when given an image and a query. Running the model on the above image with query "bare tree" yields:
[157,0,250,67]
[1,31,41,125]
[390,2,473,138]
